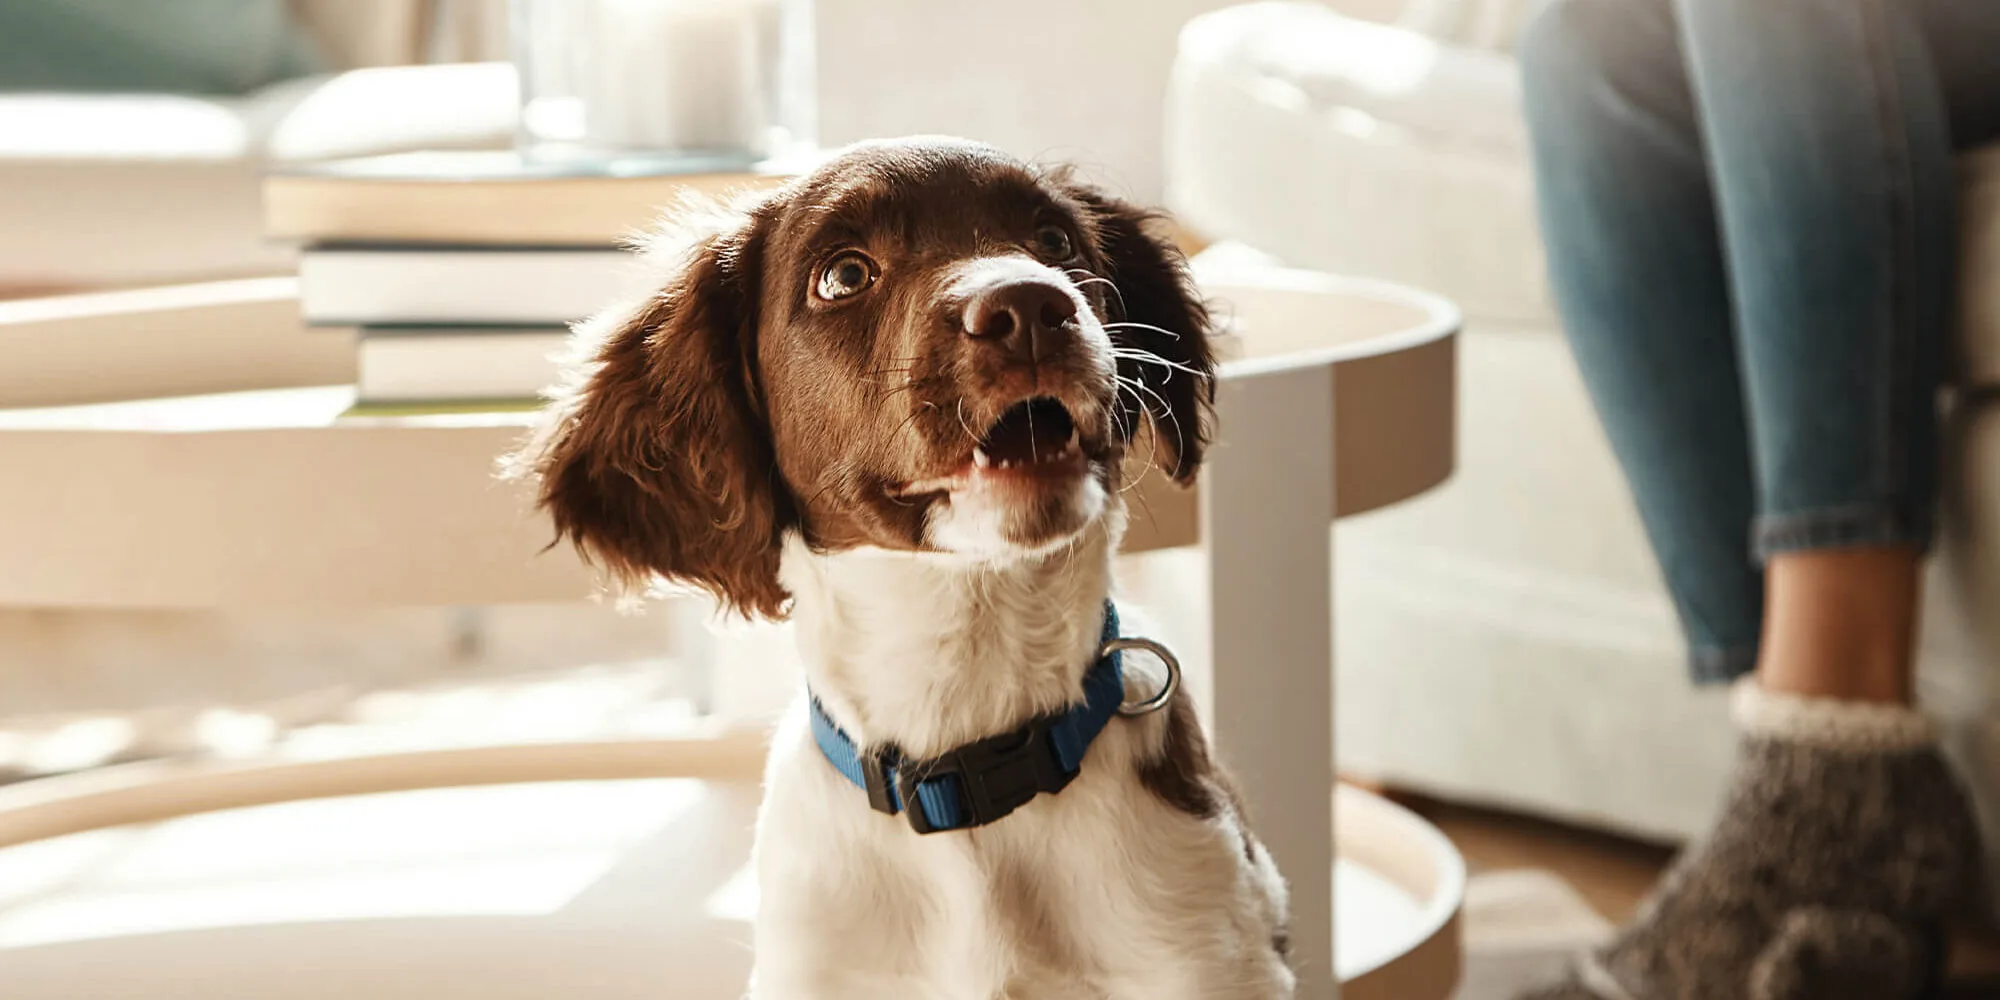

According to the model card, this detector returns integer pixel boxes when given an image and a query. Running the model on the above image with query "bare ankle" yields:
[1756,547,1921,704]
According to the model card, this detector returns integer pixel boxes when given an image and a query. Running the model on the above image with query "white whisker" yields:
[1111,380,1163,494]
[1109,347,1206,379]
[956,397,980,444]
[1102,320,1182,341]
[1065,269,1128,316]
[1117,372,1188,475]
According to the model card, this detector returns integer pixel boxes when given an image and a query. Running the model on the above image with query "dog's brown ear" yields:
[1068,187,1216,484]
[507,205,794,618]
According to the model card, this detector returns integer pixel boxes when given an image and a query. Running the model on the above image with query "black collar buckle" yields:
[858,748,901,817]
[892,716,1078,834]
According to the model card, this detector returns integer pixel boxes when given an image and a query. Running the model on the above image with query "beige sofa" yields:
[1164,0,2000,880]
[0,1,513,295]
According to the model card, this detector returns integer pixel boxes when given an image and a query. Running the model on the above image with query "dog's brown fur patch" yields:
[1136,691,1226,820]
[1137,689,1291,959]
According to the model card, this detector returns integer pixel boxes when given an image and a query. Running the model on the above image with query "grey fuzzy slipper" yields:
[1515,681,1985,1000]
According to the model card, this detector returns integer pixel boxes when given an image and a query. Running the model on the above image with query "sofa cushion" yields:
[0,63,514,290]
[1166,1,1553,325]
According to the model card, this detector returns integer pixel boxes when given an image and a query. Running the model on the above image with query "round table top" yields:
[0,267,1456,608]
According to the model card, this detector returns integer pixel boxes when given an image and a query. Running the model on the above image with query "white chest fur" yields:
[746,531,1293,999]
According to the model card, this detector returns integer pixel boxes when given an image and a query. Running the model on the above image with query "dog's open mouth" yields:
[974,397,1078,470]
[892,397,1089,499]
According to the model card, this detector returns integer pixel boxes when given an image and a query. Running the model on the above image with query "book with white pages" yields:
[356,327,571,403]
[300,246,652,326]
[265,150,795,246]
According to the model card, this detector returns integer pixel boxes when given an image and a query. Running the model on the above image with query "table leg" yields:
[1203,363,1337,998]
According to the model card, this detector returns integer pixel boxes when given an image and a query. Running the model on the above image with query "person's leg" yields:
[1518,0,1999,997]
[1675,0,1962,708]
[1743,0,2000,705]
[1518,0,1765,686]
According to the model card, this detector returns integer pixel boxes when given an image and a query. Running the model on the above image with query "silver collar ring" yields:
[1100,637,1181,716]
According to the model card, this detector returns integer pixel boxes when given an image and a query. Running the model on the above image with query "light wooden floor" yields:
[1412,797,1671,924]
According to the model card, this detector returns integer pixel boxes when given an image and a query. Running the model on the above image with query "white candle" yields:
[582,0,779,157]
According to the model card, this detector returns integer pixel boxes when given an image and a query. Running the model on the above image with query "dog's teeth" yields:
[973,448,992,469]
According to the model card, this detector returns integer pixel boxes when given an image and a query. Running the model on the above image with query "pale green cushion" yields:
[0,0,322,95]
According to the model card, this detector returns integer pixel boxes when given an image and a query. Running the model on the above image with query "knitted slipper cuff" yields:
[1731,678,1935,752]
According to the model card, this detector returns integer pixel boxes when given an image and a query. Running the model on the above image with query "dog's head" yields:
[512,138,1214,617]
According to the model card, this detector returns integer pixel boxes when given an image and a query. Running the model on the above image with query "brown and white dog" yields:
[510,137,1293,999]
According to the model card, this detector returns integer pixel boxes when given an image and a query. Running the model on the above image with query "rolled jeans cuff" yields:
[1751,504,1933,561]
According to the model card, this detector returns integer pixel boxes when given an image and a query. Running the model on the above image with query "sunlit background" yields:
[18,0,2000,998]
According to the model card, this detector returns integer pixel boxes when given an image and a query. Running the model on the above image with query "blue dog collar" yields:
[809,602,1135,834]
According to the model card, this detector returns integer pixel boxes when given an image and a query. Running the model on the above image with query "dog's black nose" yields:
[964,280,1078,362]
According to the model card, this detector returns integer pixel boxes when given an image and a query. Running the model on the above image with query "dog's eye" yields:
[814,251,879,301]
[1032,225,1076,262]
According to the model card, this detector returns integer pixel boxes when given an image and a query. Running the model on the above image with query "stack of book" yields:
[266,151,787,414]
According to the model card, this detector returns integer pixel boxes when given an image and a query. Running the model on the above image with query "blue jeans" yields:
[1519,0,2000,682]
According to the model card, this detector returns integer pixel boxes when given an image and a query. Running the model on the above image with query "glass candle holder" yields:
[511,0,816,171]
